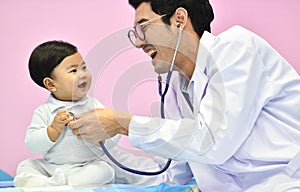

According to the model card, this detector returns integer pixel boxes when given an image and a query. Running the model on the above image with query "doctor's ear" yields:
[43,77,56,92]
[174,7,188,28]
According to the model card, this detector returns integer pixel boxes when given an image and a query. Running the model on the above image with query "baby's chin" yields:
[71,93,87,101]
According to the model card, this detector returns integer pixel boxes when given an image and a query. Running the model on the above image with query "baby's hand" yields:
[50,110,73,133]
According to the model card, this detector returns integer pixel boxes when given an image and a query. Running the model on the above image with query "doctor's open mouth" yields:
[143,45,157,59]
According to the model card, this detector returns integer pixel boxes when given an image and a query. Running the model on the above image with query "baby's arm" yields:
[25,109,72,154]
[47,110,73,142]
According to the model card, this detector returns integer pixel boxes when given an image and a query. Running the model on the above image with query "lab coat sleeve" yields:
[101,145,193,186]
[129,27,272,164]
[25,107,55,154]
[129,116,204,159]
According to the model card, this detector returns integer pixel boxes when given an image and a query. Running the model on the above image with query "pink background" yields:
[1,0,299,177]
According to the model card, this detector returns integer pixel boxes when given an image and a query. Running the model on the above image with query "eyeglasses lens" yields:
[135,23,145,40]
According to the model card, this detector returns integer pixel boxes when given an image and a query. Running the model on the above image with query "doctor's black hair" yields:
[28,40,78,89]
[128,0,214,38]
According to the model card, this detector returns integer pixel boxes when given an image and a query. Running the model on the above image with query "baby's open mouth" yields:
[78,82,87,88]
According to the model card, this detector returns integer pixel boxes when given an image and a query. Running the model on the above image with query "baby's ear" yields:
[43,77,56,92]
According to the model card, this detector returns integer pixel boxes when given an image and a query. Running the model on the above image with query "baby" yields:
[14,40,119,187]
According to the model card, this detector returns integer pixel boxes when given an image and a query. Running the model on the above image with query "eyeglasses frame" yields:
[127,14,167,47]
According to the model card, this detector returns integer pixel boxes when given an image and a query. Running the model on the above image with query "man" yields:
[70,0,300,191]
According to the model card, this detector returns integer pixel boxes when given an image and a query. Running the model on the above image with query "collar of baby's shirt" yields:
[46,94,89,113]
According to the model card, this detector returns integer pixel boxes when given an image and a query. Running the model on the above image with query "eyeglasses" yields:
[127,14,166,47]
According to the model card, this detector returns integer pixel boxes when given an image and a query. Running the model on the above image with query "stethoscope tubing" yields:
[73,25,183,176]
[99,141,172,176]
[99,26,183,175]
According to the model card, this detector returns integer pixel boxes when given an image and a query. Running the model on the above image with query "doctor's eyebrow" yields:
[136,15,166,26]
[137,18,148,24]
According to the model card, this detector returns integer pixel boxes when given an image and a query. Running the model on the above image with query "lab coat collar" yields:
[194,31,215,79]
[178,31,215,115]
[181,31,215,90]
[46,94,89,113]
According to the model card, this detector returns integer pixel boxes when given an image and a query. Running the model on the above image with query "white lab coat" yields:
[129,25,300,191]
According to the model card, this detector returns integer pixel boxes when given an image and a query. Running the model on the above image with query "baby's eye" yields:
[70,69,77,73]
[78,64,87,71]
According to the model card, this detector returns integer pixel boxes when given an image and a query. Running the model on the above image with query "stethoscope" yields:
[73,25,183,176]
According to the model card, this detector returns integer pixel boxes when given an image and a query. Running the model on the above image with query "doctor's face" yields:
[132,2,181,74]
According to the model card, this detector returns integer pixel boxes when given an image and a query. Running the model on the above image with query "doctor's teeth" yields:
[148,49,157,57]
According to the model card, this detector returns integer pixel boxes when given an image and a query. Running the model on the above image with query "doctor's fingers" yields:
[78,133,101,144]
[69,121,84,136]
[71,127,90,140]
[72,109,96,119]
[71,126,108,144]
[69,120,98,135]
[71,127,80,136]
[79,130,108,144]
[68,118,85,129]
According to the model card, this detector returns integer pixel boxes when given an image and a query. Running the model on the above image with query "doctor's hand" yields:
[69,108,132,145]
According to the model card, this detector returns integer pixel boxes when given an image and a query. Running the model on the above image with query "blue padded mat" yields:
[0,182,197,192]
[0,176,198,192]
[0,170,14,188]
[0,170,13,181]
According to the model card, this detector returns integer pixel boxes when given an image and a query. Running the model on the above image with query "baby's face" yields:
[50,52,92,101]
